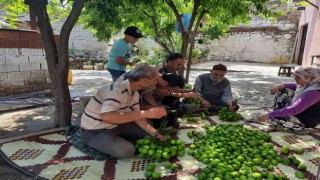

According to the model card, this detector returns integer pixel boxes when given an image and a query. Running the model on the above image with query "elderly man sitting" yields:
[194,63,238,113]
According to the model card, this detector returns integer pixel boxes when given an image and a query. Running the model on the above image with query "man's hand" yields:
[257,114,269,123]
[228,104,236,112]
[154,131,165,141]
[143,107,167,119]
[185,92,198,98]
[201,99,211,108]
[154,88,171,98]
[129,61,136,66]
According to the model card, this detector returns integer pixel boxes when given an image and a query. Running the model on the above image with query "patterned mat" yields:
[0,107,319,180]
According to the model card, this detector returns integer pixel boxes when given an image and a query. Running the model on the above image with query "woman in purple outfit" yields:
[257,65,320,134]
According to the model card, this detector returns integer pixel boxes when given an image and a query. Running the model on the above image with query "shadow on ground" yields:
[0,103,82,139]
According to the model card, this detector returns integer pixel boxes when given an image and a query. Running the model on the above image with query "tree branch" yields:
[186,0,201,34]
[305,0,319,9]
[165,0,184,36]
[191,9,206,40]
[28,0,58,80]
[154,37,173,53]
[142,10,153,18]
[62,0,72,7]
[58,0,85,70]
[143,3,172,53]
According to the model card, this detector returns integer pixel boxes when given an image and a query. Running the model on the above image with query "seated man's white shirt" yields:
[81,79,140,130]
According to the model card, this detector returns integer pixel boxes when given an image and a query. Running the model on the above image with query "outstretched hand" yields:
[185,92,198,98]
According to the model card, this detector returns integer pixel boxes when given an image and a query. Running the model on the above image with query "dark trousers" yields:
[107,68,125,82]
[81,122,148,159]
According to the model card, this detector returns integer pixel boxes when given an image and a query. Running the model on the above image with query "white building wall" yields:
[204,31,296,63]
[199,9,300,64]
[51,22,107,58]
[0,48,50,96]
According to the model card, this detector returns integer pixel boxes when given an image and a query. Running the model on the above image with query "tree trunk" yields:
[185,10,206,83]
[180,32,189,78]
[185,39,195,83]
[27,0,85,127]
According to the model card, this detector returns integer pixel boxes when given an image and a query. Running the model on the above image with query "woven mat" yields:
[0,107,319,180]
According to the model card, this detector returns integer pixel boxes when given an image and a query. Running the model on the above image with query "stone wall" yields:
[51,22,107,58]
[200,9,300,64]
[0,48,51,96]
[204,31,296,64]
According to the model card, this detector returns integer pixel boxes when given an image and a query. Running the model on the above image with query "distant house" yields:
[294,0,320,66]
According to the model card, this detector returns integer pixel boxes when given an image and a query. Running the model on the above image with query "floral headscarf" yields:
[292,65,320,102]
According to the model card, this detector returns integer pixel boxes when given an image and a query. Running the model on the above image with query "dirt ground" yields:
[0,61,293,179]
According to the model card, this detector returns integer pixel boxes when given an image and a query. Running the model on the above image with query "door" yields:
[297,25,308,65]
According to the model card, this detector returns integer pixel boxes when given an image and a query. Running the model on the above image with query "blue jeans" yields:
[107,68,125,82]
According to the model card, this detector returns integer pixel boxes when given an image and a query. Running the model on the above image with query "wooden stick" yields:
[305,0,319,9]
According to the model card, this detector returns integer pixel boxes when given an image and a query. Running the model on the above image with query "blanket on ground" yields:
[0,107,319,180]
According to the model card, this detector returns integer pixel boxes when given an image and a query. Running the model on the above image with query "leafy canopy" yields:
[0,0,72,28]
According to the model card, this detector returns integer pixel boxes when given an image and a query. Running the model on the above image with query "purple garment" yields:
[269,84,320,118]
[283,83,297,91]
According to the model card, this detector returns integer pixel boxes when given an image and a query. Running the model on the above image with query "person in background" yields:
[106,26,145,81]
[194,63,237,113]
[154,74,198,108]
[151,74,199,127]
[159,53,193,94]
[159,53,185,75]
[80,64,166,159]
[115,68,168,110]
[257,65,320,134]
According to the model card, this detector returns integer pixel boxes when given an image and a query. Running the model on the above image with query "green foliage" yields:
[184,83,193,89]
[80,0,123,42]
[296,1,309,7]
[68,42,77,56]
[0,0,71,28]
[191,49,201,59]
[205,25,227,40]
[146,46,170,65]
[0,0,29,28]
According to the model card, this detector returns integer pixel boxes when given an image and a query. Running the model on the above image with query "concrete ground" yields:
[0,60,294,179]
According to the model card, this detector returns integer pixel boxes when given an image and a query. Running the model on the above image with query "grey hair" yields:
[129,63,157,82]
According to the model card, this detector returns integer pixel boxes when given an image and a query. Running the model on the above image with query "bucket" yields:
[68,69,72,85]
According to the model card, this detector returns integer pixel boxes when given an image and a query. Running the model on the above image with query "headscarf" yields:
[292,65,320,102]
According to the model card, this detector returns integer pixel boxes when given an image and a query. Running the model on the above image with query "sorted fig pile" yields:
[144,162,161,179]
[184,111,210,124]
[183,83,193,89]
[135,135,186,162]
[187,124,307,180]
[186,117,199,124]
[183,98,202,108]
[218,107,244,122]
[144,162,181,179]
